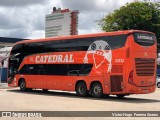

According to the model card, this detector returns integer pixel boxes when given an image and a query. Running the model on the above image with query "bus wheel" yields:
[91,83,103,98]
[20,79,27,91]
[116,94,125,98]
[157,83,160,88]
[76,82,87,97]
[42,89,48,92]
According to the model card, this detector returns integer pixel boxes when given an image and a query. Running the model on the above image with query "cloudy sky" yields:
[0,0,152,39]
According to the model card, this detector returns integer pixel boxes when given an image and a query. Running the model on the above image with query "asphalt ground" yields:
[0,85,160,120]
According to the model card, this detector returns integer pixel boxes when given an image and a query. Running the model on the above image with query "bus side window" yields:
[39,65,46,75]
[11,44,22,55]
[77,38,93,51]
[22,42,47,56]
[46,40,62,52]
[18,65,29,74]
[67,70,80,76]
[79,64,93,76]
[61,39,78,52]
[28,65,39,75]
[67,64,93,76]
[46,64,67,75]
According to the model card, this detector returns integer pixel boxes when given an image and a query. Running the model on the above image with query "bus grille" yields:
[135,58,155,76]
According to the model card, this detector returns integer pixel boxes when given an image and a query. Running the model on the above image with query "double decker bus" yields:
[8,30,157,98]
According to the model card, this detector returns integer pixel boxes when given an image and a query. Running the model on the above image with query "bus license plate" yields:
[142,90,148,92]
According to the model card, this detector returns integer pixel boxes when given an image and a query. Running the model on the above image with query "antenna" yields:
[52,7,57,13]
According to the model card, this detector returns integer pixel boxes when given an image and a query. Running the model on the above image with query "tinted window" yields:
[9,34,127,73]
[22,42,47,55]
[61,40,78,51]
[77,38,93,51]
[11,44,22,55]
[67,64,92,76]
[11,34,127,56]
[18,64,92,76]
[46,40,61,52]
[28,65,40,74]
[102,35,127,50]
[47,64,68,75]
[9,44,23,76]
[46,34,128,52]
[79,64,92,75]
[77,35,128,50]
[133,33,155,46]
[18,65,29,74]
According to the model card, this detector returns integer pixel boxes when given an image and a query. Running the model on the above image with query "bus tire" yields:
[91,82,103,98]
[157,83,160,88]
[76,82,87,97]
[19,79,27,91]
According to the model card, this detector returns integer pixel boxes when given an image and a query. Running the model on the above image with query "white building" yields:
[0,46,12,67]
[45,7,79,38]
[0,37,24,83]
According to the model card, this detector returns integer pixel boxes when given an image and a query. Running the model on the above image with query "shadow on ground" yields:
[6,88,160,104]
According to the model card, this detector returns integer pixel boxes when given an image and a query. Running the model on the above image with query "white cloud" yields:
[0,0,137,39]
[60,0,135,35]
[0,0,58,39]
[0,6,45,38]
[0,0,46,7]
[28,30,45,39]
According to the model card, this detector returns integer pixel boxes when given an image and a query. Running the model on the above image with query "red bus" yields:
[8,30,157,98]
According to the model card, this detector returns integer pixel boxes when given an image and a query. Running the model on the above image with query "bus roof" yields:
[16,30,154,44]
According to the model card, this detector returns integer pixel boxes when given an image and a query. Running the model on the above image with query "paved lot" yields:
[0,86,160,120]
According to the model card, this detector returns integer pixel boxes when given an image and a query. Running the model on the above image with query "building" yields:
[45,7,79,38]
[0,37,24,63]
[0,37,24,83]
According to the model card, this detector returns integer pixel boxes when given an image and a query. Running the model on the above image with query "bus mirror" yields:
[14,69,18,74]
[10,57,19,62]
[16,58,19,62]
[9,53,20,60]
[10,56,16,61]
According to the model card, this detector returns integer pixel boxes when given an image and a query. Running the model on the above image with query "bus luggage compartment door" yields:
[110,75,123,92]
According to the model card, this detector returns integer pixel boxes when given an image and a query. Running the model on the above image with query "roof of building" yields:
[0,37,26,43]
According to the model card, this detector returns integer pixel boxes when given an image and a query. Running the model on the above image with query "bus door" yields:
[38,65,46,89]
[28,64,46,89]
[28,65,38,88]
[65,70,79,91]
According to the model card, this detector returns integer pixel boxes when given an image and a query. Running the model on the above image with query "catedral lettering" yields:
[35,54,74,63]
[8,30,157,98]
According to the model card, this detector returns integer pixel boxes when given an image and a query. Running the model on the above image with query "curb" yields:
[0,83,9,89]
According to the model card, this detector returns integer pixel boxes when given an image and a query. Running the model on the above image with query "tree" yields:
[100,1,160,42]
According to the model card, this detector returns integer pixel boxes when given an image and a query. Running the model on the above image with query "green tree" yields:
[100,1,160,42]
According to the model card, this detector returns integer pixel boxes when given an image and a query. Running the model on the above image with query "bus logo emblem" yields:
[29,58,34,62]
[144,52,148,57]
[84,40,112,73]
